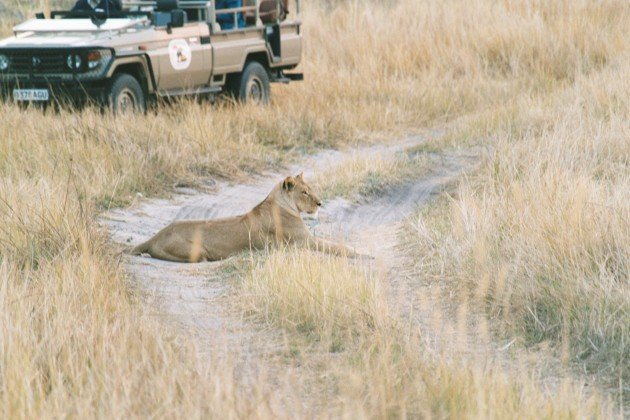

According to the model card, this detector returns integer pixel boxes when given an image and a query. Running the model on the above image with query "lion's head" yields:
[282,173,322,214]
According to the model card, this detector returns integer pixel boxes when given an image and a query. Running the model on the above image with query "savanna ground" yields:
[0,0,628,418]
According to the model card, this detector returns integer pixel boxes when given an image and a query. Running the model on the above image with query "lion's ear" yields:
[282,176,296,191]
[296,172,304,181]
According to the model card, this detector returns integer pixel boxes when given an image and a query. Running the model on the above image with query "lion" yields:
[129,173,360,262]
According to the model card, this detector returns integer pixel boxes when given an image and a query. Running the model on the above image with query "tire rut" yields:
[100,137,484,413]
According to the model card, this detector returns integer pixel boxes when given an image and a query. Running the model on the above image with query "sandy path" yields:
[100,133,617,415]
[100,137,480,410]
[102,136,451,352]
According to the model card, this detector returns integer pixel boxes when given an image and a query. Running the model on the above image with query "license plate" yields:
[13,89,50,102]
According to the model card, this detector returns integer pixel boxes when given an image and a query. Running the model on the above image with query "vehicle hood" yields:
[0,18,149,48]
[0,33,103,47]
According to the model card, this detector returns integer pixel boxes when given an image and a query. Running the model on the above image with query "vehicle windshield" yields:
[43,0,149,20]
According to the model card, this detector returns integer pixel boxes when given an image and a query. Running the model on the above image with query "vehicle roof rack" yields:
[123,0,210,9]
[49,10,150,19]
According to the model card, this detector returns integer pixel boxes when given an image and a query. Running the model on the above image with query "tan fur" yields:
[130,174,359,263]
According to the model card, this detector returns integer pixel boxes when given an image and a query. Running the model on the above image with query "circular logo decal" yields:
[168,39,192,70]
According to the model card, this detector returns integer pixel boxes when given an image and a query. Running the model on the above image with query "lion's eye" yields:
[302,191,309,196]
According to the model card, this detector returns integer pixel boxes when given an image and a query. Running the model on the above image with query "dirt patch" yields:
[102,137,442,340]
[101,137,481,410]
[103,138,595,411]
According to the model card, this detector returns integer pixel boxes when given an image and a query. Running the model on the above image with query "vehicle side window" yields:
[182,8,203,22]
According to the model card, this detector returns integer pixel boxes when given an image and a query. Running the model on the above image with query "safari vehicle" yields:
[0,0,303,113]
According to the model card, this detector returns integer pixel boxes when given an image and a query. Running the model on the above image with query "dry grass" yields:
[1,0,628,417]
[238,248,612,418]
[0,194,284,418]
[242,249,387,344]
[408,53,629,397]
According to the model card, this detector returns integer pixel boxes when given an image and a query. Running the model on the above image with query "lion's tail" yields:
[128,240,151,256]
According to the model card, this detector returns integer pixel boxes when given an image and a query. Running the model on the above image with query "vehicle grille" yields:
[7,51,67,74]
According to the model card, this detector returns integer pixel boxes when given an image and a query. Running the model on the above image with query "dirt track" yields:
[100,137,481,400]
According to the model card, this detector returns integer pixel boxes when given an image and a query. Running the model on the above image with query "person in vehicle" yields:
[216,0,245,30]
[71,0,122,13]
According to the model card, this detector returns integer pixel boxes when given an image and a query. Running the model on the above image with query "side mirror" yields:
[170,10,185,28]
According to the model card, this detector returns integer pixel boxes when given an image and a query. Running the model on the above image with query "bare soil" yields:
[100,137,492,408]
[102,135,610,414]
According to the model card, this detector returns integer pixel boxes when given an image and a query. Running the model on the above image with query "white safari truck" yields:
[0,0,303,113]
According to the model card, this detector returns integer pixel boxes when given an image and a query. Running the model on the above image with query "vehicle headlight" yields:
[86,50,102,69]
[67,54,82,70]
[0,54,9,71]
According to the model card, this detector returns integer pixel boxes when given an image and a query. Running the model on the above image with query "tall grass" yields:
[242,250,387,343]
[239,248,612,418]
[409,53,629,393]
[0,194,286,418]
[0,0,628,416]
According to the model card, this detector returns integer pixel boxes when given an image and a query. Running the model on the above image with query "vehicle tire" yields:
[107,73,146,115]
[227,61,270,105]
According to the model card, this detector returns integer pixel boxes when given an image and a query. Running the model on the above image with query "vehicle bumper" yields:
[0,78,107,106]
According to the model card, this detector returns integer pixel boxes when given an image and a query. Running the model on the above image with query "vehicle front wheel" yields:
[107,73,146,115]
[227,61,270,105]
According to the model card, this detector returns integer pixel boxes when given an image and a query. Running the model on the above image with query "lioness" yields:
[130,173,359,262]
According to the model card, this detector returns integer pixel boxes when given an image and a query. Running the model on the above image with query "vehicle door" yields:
[156,22,209,91]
